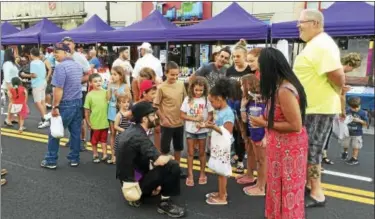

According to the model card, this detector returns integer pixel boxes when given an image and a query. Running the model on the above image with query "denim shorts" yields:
[186,132,208,140]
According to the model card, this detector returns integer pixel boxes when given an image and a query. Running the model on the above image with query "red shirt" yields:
[10,86,26,104]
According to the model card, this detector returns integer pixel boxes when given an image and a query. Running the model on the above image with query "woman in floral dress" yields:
[250,48,308,219]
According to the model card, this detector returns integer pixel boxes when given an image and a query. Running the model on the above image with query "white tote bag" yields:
[207,126,232,177]
[50,116,64,138]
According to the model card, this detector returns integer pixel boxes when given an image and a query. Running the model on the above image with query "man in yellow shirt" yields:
[293,9,345,208]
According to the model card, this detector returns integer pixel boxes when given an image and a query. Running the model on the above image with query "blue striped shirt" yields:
[52,58,83,101]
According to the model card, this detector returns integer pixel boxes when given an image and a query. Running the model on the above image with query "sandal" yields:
[323,158,334,165]
[244,186,265,196]
[186,178,194,187]
[206,196,228,205]
[198,176,207,185]
[237,176,257,185]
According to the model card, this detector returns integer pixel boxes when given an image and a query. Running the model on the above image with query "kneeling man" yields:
[116,102,185,218]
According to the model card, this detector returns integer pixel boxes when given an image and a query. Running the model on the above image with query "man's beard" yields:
[147,117,160,129]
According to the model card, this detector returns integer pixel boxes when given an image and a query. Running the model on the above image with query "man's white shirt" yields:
[132,53,163,79]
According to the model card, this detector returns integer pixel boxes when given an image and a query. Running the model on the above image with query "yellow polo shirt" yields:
[293,32,342,115]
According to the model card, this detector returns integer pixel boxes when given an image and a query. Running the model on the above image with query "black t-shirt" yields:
[226,65,253,81]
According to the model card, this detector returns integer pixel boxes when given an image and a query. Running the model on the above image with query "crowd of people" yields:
[1,8,369,219]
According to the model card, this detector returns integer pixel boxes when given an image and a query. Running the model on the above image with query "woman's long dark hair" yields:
[4,48,16,65]
[258,47,307,129]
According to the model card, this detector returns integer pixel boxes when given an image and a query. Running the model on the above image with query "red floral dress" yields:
[264,84,308,219]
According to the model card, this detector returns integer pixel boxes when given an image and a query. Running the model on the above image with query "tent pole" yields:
[165,41,169,63]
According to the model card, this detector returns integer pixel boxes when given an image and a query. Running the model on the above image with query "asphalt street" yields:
[1,97,374,219]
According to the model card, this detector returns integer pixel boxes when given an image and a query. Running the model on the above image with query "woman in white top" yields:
[2,48,20,126]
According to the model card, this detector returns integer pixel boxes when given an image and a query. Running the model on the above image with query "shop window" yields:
[304,1,334,10]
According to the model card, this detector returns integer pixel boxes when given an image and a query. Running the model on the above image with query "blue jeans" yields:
[44,98,82,164]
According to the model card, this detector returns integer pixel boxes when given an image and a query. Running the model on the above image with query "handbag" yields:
[122,182,142,202]
[207,126,232,177]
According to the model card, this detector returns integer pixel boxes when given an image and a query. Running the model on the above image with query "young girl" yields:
[239,74,267,196]
[180,76,213,187]
[198,78,235,205]
[107,66,131,164]
[8,77,29,133]
[114,94,132,156]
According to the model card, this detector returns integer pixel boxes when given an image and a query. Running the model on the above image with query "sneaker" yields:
[70,161,79,167]
[40,160,57,169]
[1,178,7,186]
[346,157,359,165]
[157,199,185,218]
[38,121,50,129]
[341,152,349,160]
[234,163,245,174]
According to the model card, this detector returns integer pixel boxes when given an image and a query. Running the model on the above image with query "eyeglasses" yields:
[297,20,316,25]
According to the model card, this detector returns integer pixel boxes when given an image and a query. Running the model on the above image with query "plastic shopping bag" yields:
[50,116,64,138]
[207,126,232,177]
[332,115,351,140]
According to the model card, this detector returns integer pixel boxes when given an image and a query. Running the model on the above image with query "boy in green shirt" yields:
[84,73,110,163]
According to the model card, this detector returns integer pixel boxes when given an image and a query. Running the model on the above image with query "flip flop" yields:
[206,196,228,205]
[186,178,194,187]
[237,176,257,185]
[244,186,265,196]
[206,192,228,198]
[198,176,207,185]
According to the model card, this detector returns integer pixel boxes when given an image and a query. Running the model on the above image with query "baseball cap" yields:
[139,42,152,50]
[54,43,71,53]
[61,36,74,43]
[131,101,158,123]
[140,80,156,97]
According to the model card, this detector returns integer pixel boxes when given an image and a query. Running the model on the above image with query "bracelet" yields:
[240,107,247,112]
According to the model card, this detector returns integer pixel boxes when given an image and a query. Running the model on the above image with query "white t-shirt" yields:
[180,96,213,134]
[72,52,90,92]
[2,61,19,90]
[132,53,163,79]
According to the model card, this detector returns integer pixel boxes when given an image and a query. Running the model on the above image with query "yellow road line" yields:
[2,129,374,203]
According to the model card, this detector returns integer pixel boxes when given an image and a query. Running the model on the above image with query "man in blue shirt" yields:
[89,50,101,69]
[41,43,84,169]
[20,48,49,129]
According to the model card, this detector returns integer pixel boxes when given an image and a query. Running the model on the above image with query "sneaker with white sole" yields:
[38,121,50,129]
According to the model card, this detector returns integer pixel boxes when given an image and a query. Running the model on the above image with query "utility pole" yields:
[105,1,111,26]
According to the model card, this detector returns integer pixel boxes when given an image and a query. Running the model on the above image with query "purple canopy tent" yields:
[41,14,114,44]
[272,2,375,39]
[1,18,63,45]
[168,2,269,42]
[1,22,20,37]
[95,10,177,43]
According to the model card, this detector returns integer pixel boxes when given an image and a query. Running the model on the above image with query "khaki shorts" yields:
[341,136,363,149]
[32,84,46,103]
